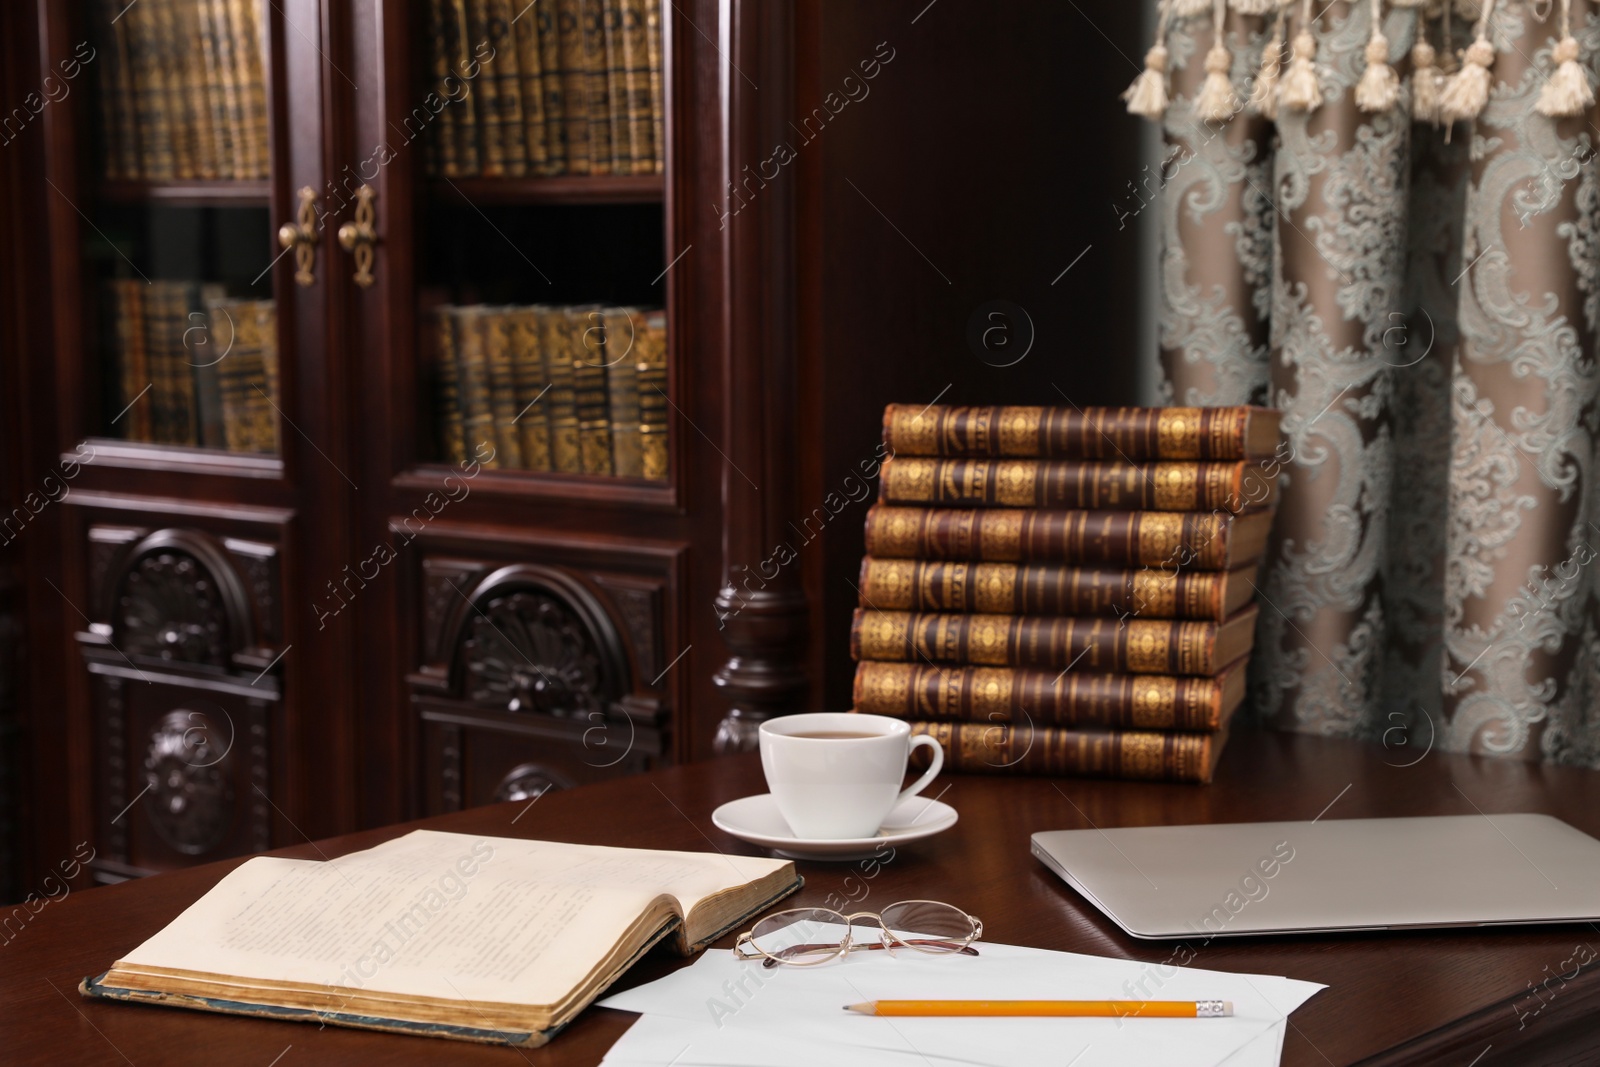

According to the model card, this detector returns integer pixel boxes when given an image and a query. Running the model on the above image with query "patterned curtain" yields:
[1132,0,1600,764]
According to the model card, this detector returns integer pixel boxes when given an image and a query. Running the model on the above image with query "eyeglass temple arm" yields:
[756,940,980,967]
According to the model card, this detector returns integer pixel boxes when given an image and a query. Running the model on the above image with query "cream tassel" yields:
[1229,0,1279,13]
[1174,0,1212,17]
[1438,31,1497,125]
[1123,1,1176,120]
[1250,7,1288,118]
[1356,1,1400,112]
[1279,0,1324,114]
[1410,40,1441,123]
[1195,0,1241,122]
[1536,0,1595,118]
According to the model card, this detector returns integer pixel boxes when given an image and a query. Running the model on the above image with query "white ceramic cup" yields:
[758,712,945,839]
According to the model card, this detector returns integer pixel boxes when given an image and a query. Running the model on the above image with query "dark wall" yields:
[795,0,1147,708]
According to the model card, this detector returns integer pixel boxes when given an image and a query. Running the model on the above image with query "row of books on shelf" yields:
[425,0,664,178]
[434,302,667,478]
[95,0,270,182]
[854,403,1285,785]
[107,280,279,453]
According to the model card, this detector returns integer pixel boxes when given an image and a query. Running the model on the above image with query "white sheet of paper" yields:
[598,931,1322,1067]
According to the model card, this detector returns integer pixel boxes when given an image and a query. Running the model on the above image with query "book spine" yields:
[536,1,567,173]
[485,0,527,176]
[511,2,550,174]
[619,0,653,174]
[853,661,1228,731]
[237,303,273,454]
[217,300,251,452]
[168,284,198,446]
[556,0,589,174]
[604,307,643,477]
[447,0,483,174]
[482,308,526,468]
[109,280,153,441]
[193,285,229,449]
[882,405,1268,461]
[229,0,270,180]
[541,309,582,472]
[570,307,613,474]
[197,0,236,179]
[127,1,175,180]
[453,308,500,466]
[150,0,197,179]
[465,0,507,175]
[849,609,1227,675]
[602,0,630,173]
[856,558,1229,620]
[863,505,1238,569]
[256,300,280,453]
[634,308,668,479]
[908,721,1223,783]
[878,457,1273,512]
[177,0,219,179]
[94,1,125,179]
[644,0,663,174]
[433,309,468,464]
[508,309,552,470]
[581,0,613,174]
[426,0,461,177]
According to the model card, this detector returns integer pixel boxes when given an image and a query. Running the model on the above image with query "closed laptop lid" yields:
[1031,814,1600,940]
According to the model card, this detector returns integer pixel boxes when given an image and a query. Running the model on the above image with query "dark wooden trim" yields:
[429,174,664,205]
[710,0,808,751]
[96,179,272,206]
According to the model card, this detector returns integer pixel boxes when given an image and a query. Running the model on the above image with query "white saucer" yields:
[711,793,958,861]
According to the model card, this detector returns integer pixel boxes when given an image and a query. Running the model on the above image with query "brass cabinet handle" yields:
[277,186,319,287]
[336,185,377,288]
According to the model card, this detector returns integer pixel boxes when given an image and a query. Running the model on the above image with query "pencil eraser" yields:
[1222,1001,1233,1017]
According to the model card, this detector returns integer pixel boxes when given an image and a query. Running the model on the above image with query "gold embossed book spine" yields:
[862,505,1273,570]
[878,456,1279,511]
[849,606,1258,675]
[856,557,1256,621]
[882,404,1282,462]
[907,721,1227,783]
[853,661,1244,731]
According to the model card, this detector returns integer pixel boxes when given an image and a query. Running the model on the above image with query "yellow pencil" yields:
[843,1000,1233,1018]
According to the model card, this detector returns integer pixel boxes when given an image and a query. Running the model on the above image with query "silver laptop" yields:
[1032,814,1600,939]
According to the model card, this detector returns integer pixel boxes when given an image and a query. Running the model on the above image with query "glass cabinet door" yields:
[83,0,283,459]
[405,0,673,486]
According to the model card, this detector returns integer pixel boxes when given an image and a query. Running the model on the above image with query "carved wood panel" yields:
[406,533,683,815]
[78,523,287,879]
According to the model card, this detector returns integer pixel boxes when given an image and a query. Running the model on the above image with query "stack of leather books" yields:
[851,404,1283,784]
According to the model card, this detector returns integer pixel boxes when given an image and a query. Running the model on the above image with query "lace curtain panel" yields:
[1126,0,1600,764]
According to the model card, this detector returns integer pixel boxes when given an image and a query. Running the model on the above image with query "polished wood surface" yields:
[6,729,1599,1066]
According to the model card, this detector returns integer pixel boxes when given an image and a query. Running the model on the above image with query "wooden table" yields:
[7,729,1600,1066]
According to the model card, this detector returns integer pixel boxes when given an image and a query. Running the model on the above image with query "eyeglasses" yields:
[733,901,984,968]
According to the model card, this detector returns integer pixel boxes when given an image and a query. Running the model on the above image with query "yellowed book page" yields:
[114,831,786,1008]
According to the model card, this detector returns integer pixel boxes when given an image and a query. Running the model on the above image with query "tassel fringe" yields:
[1279,30,1324,112]
[1173,0,1212,16]
[1357,33,1400,112]
[1410,40,1440,123]
[1196,43,1242,121]
[1536,33,1595,118]
[1124,45,1172,119]
[1438,36,1496,124]
[1229,0,1280,12]
[1250,18,1286,119]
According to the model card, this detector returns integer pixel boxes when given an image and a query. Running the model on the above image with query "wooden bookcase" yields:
[1,0,1143,892]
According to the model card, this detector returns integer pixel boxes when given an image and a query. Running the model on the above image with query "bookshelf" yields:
[4,0,1145,895]
[10,0,808,886]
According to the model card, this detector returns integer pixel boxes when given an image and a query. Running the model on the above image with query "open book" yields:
[80,830,800,1047]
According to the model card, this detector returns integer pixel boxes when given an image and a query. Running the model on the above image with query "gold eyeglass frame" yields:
[732,900,984,968]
